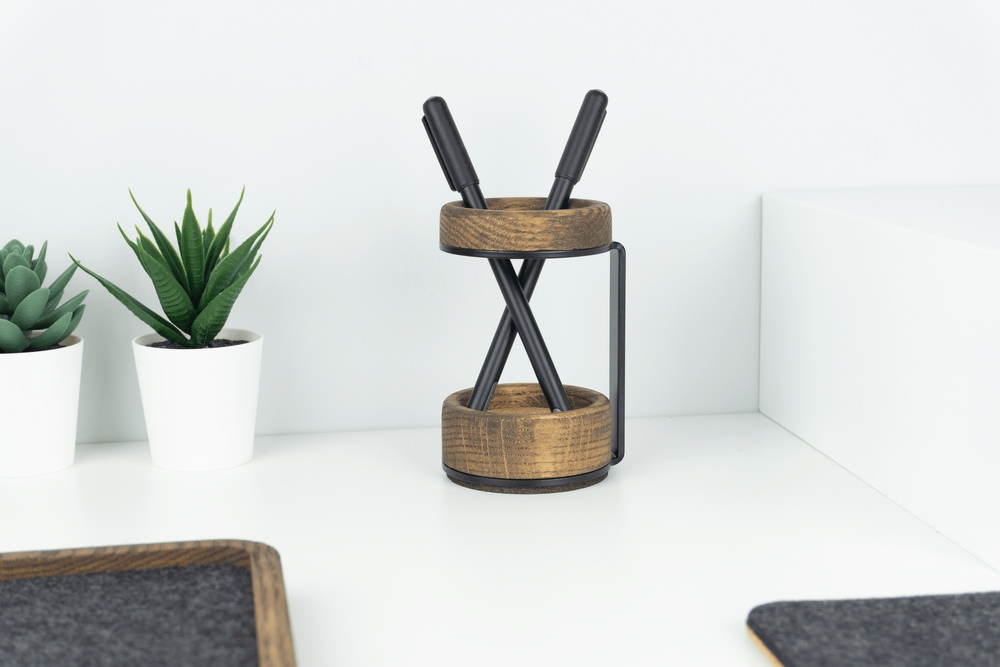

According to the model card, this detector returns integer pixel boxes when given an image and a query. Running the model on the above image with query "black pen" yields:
[422,96,572,413]
[466,90,608,411]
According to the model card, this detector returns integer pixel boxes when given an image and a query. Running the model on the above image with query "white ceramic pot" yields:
[133,328,262,471]
[0,336,83,477]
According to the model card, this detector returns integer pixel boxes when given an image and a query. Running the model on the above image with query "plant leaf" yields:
[199,213,272,309]
[118,224,150,265]
[26,311,72,350]
[31,241,48,285]
[203,208,216,258]
[70,255,192,347]
[204,187,244,275]
[120,226,196,326]
[129,190,190,294]
[135,242,196,333]
[174,221,184,257]
[190,255,261,346]
[131,226,170,270]
[34,290,87,328]
[0,319,28,352]
[46,262,78,304]
[5,265,41,311]
[3,252,30,278]
[31,304,87,350]
[179,190,206,303]
[0,294,8,315]
[63,303,85,340]
[11,287,50,330]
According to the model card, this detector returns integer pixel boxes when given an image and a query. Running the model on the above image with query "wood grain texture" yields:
[440,197,611,252]
[442,383,612,479]
[0,540,295,667]
[746,627,784,667]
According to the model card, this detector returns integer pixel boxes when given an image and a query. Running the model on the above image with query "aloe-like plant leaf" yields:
[0,319,29,352]
[122,226,188,314]
[174,221,184,258]
[129,190,189,294]
[5,264,41,311]
[204,187,245,275]
[70,255,192,347]
[190,255,261,346]
[26,311,72,350]
[10,287,50,330]
[126,225,170,276]
[30,240,48,285]
[203,208,216,258]
[0,293,8,315]
[135,243,196,333]
[34,290,87,329]
[199,213,272,309]
[3,252,30,278]
[179,190,206,302]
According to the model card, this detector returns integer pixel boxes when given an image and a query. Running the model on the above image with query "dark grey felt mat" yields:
[747,591,1000,667]
[0,563,258,667]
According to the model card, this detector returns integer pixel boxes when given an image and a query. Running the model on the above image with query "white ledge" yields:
[1,414,996,664]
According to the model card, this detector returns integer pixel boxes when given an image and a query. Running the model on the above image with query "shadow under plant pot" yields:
[133,328,262,471]
[0,336,83,477]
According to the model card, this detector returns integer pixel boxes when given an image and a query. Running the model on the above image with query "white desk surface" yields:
[2,413,998,665]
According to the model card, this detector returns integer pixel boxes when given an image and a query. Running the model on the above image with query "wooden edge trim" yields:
[246,541,296,667]
[746,626,784,667]
[0,540,251,579]
[0,540,295,667]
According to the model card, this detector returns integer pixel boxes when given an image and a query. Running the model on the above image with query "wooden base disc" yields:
[442,383,612,485]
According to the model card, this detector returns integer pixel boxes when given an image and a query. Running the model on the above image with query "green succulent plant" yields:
[72,189,274,349]
[0,240,87,353]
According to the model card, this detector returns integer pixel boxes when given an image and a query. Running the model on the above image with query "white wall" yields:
[1,1,998,443]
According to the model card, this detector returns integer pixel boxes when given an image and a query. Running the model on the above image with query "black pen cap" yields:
[554,89,608,184]
[422,96,480,192]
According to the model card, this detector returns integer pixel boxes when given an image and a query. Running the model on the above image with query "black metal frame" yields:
[441,241,626,489]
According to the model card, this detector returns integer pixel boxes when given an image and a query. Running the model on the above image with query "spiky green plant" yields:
[72,189,273,349]
[0,240,87,353]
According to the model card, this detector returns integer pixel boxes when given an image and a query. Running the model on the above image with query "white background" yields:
[2,1,999,443]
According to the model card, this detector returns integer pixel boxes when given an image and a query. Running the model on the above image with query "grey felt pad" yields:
[0,564,258,667]
[747,591,1000,666]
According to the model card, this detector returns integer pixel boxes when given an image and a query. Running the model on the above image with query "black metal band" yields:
[440,243,613,260]
[443,463,612,489]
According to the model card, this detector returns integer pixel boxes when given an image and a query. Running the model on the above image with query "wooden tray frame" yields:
[0,540,295,666]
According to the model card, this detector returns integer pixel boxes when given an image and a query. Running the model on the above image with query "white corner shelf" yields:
[1,414,997,665]
[761,185,1000,571]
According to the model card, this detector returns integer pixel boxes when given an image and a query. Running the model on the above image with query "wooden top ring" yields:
[439,197,611,253]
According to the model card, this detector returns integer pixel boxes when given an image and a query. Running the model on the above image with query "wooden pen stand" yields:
[440,197,625,493]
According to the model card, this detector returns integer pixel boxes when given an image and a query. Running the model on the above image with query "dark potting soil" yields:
[148,338,249,350]
[0,564,258,666]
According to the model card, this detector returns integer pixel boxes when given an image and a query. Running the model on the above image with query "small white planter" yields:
[133,328,262,471]
[0,336,83,477]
